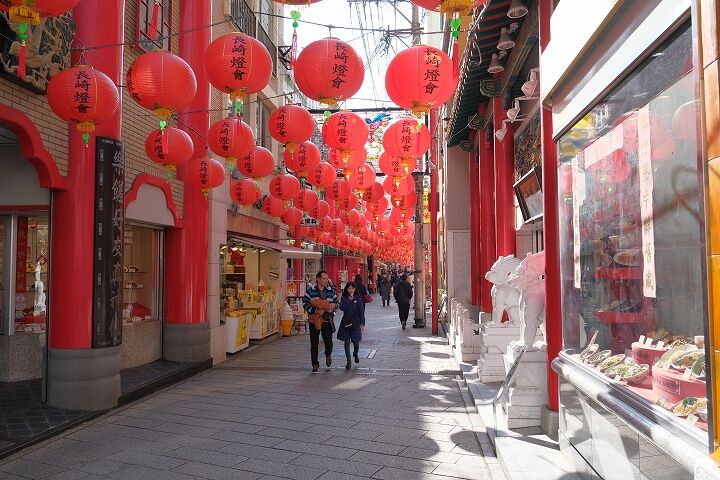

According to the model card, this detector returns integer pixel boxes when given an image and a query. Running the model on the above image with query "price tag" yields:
[656,341,665,349]
[686,414,699,426]
[644,338,654,346]
[638,335,646,345]
[656,397,668,409]
[683,368,693,380]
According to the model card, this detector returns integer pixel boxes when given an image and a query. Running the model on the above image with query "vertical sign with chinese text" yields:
[637,107,656,298]
[93,137,125,348]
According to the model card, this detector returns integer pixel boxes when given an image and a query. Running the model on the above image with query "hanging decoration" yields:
[309,199,331,220]
[262,196,286,217]
[361,182,385,204]
[327,178,351,204]
[340,209,362,228]
[293,37,365,106]
[385,45,457,116]
[409,0,488,14]
[269,104,316,157]
[208,117,255,171]
[293,188,319,213]
[289,10,300,68]
[349,163,376,196]
[329,146,366,181]
[307,162,337,190]
[322,111,369,162]
[282,206,304,226]
[230,178,261,205]
[144,127,193,176]
[339,192,359,211]
[205,33,272,113]
[237,146,275,179]
[383,175,414,196]
[319,216,334,232]
[0,0,79,79]
[391,190,418,210]
[283,141,321,178]
[46,65,120,147]
[187,156,225,197]
[379,152,417,184]
[382,117,430,166]
[269,173,301,201]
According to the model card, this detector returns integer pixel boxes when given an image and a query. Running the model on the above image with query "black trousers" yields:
[309,321,333,366]
[398,303,410,324]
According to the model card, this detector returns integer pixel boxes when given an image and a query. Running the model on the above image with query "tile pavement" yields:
[0,295,504,480]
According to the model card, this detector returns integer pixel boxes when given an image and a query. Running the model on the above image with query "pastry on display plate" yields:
[656,344,697,369]
[605,363,650,383]
[586,350,611,366]
[597,354,626,372]
[671,397,707,417]
[671,351,703,371]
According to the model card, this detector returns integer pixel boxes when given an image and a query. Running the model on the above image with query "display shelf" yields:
[595,267,642,280]
[595,310,644,324]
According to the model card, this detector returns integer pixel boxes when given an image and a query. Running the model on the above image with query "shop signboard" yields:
[92,137,125,348]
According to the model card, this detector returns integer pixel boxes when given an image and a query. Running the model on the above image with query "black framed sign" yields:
[92,137,125,348]
[514,166,544,224]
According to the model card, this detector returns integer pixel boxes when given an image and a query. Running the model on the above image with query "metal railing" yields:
[229,0,256,37]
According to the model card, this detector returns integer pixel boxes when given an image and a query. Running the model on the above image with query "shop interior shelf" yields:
[595,267,642,280]
[595,309,644,324]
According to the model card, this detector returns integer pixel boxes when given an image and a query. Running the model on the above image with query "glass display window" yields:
[122,224,163,324]
[557,24,710,438]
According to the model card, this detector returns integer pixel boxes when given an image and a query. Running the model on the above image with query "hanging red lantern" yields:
[379,152,412,178]
[284,141,321,178]
[309,200,330,219]
[322,112,369,160]
[319,216,334,232]
[382,117,430,161]
[332,218,345,234]
[269,104,316,155]
[144,127,193,174]
[349,163,376,194]
[386,45,456,115]
[329,147,366,170]
[187,157,225,197]
[47,65,120,146]
[262,196,286,217]
[230,178,261,205]
[126,51,197,127]
[340,192,359,211]
[205,33,272,111]
[282,206,304,226]
[307,162,337,190]
[208,117,254,170]
[293,189,319,213]
[293,38,364,106]
[341,209,362,227]
[370,196,390,215]
[409,0,488,14]
[391,190,418,209]
[384,175,414,196]
[238,146,275,179]
[269,174,301,201]
[327,179,351,203]
[362,182,385,204]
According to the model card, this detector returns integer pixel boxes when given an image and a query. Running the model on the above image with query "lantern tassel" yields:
[148,1,160,41]
[452,39,459,80]
[290,30,298,70]
[17,23,27,79]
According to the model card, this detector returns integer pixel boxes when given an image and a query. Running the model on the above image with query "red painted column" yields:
[540,0,561,412]
[50,0,125,349]
[430,109,439,335]
[469,145,480,306]
[479,130,496,312]
[493,97,516,257]
[164,0,211,325]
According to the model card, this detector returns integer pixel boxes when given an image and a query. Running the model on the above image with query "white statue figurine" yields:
[485,255,522,326]
[33,263,46,316]
[507,251,546,352]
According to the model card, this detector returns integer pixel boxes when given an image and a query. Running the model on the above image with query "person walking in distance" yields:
[338,281,365,369]
[303,271,338,372]
[393,274,413,330]
[378,273,392,307]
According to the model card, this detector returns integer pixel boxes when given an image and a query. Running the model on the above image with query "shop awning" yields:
[228,235,321,260]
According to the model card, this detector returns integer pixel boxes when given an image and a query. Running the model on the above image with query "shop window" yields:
[137,0,171,51]
[122,224,163,324]
[557,25,709,438]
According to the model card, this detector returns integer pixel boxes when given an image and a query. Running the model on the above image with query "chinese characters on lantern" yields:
[199,158,209,188]
[219,120,231,152]
[332,41,348,89]
[401,122,413,153]
[231,36,248,80]
[73,70,92,114]
[424,48,441,94]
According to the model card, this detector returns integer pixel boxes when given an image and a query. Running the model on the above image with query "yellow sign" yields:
[422,189,430,224]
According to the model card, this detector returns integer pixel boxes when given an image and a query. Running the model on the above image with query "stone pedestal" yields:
[454,306,483,363]
[501,342,548,429]
[477,317,522,383]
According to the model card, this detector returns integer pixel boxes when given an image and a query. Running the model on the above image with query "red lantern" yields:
[284,141,321,178]
[319,216,334,232]
[329,146,366,170]
[340,192,359,210]
[309,200,330,219]
[382,117,430,160]
[386,45,456,115]
[269,104,316,154]
[322,112,369,157]
[144,127,193,174]
[262,196,286,217]
[271,0,320,4]
[349,163,376,192]
[208,117,254,170]
[269,174,301,200]
[205,33,272,109]
[187,157,225,196]
[327,179,351,203]
[230,178,261,205]
[409,0,488,14]
[341,209,362,227]
[282,206,304,226]
[293,38,364,106]
[307,162,337,190]
[47,65,120,145]
[126,51,197,122]
[332,218,345,234]
[362,182,385,204]
[370,196,390,215]
[391,190,418,209]
[238,146,275,179]
[294,189,319,213]
[384,175,414,196]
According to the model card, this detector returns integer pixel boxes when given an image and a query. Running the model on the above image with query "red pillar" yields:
[164,0,211,325]
[469,146,481,306]
[430,109,439,335]
[479,130,496,312]
[49,0,125,349]
[493,97,516,257]
[540,0,561,412]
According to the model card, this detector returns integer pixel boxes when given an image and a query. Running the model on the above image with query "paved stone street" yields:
[0,295,503,480]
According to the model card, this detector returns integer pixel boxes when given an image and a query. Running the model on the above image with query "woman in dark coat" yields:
[338,281,365,369]
[378,274,392,307]
[354,274,368,297]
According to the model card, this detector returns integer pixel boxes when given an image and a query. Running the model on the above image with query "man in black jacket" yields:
[393,274,413,330]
